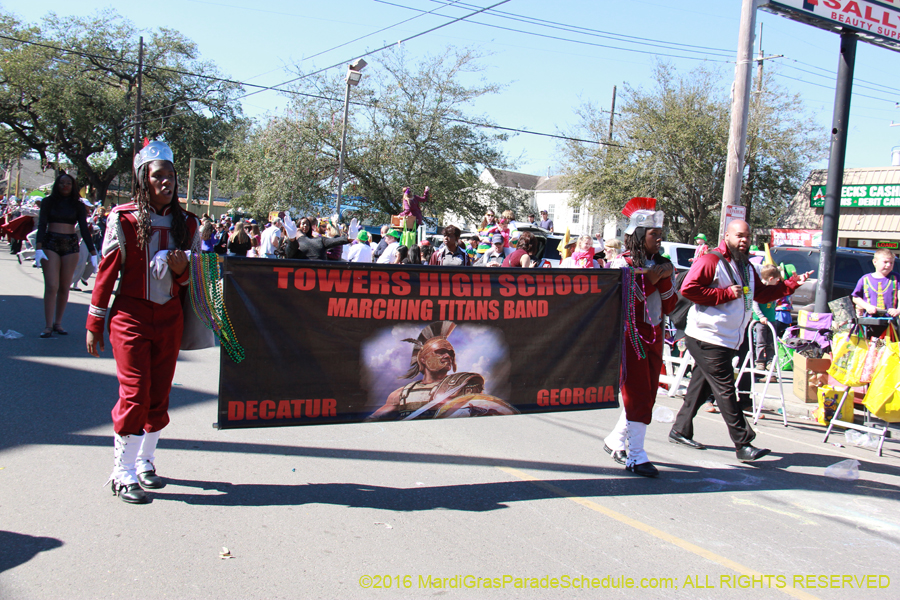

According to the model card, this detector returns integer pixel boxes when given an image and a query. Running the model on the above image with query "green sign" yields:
[810,185,900,208]
[877,241,899,250]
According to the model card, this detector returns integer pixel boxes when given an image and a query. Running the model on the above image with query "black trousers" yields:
[673,336,755,448]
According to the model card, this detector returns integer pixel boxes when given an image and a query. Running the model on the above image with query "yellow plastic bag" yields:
[863,342,900,422]
[828,331,869,387]
[814,385,854,425]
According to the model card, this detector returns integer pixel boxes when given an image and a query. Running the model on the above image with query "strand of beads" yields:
[740,263,752,313]
[636,273,658,346]
[623,267,647,360]
[204,254,245,363]
[187,253,245,363]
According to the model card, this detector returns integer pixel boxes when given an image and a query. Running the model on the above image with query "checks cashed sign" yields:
[809,184,900,207]
[761,1,900,52]
[216,259,624,429]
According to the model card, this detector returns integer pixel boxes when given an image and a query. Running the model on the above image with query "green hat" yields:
[357,231,369,242]
[749,245,759,252]
[386,229,401,240]
[661,252,671,259]
[695,233,707,242]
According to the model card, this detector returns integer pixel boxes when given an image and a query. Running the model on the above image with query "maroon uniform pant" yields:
[109,295,184,436]
[621,322,664,425]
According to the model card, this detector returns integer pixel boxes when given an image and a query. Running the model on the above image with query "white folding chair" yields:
[660,337,694,398]
[736,320,788,427]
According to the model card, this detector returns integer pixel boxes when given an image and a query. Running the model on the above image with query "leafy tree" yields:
[0,9,244,202]
[561,63,825,244]
[222,47,527,225]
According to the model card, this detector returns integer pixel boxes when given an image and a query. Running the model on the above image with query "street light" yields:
[336,59,367,218]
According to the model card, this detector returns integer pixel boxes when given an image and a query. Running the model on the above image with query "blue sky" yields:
[7,0,900,176]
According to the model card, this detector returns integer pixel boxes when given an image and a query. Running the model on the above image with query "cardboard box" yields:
[792,353,832,403]
[391,215,417,229]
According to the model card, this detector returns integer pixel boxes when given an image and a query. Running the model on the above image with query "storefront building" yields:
[776,166,900,251]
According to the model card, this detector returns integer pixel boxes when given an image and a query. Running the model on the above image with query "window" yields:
[572,205,580,224]
[548,204,555,220]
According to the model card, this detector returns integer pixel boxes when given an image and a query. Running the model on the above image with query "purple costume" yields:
[852,273,898,311]
[398,187,429,226]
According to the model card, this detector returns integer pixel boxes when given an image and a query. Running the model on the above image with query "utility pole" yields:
[756,24,764,92]
[132,36,143,195]
[814,33,857,313]
[608,85,617,142]
[719,0,758,241]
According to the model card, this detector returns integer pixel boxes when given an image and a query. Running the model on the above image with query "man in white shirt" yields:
[259,219,283,258]
[348,230,373,263]
[376,229,402,264]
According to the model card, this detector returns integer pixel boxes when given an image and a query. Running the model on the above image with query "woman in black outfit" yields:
[34,173,98,337]
[227,222,253,257]
[286,216,349,260]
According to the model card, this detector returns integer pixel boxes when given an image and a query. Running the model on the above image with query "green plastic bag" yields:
[777,341,793,372]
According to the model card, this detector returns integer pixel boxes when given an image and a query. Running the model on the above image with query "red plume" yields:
[621,197,657,217]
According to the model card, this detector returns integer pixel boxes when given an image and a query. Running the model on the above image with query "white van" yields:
[660,241,698,272]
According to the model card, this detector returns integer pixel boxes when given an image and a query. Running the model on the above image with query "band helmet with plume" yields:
[622,197,664,235]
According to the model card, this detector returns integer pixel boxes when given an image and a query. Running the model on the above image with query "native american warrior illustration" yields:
[366,321,518,421]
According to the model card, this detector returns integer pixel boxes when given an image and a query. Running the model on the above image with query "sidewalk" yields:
[662,348,899,453]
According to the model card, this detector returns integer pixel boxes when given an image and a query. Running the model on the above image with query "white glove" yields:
[34,249,47,268]
[150,250,169,280]
[283,213,297,239]
[90,254,99,269]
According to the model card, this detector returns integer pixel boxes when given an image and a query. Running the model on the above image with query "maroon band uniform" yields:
[87,202,200,436]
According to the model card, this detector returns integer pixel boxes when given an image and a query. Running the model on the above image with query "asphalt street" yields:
[1,243,898,600]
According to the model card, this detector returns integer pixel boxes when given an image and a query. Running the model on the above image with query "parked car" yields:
[770,246,900,316]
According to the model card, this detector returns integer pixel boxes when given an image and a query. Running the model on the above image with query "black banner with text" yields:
[217,259,623,429]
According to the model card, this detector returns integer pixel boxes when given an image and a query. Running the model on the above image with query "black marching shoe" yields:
[603,443,627,465]
[736,444,770,462]
[625,462,659,478]
[668,429,706,450]
[111,481,149,504]
[137,469,164,489]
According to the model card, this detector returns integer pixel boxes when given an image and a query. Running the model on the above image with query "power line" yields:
[0,29,613,147]
[419,0,736,55]
[374,0,734,62]
[233,0,512,102]
[778,62,900,98]
[772,72,897,104]
[784,58,900,96]
[301,0,465,64]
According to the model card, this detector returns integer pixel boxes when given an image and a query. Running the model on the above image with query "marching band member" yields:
[86,141,201,504]
[603,198,676,477]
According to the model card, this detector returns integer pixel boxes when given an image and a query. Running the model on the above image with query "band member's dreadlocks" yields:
[133,161,189,251]
[624,228,649,268]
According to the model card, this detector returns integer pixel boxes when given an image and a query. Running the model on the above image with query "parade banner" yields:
[216,259,623,429]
